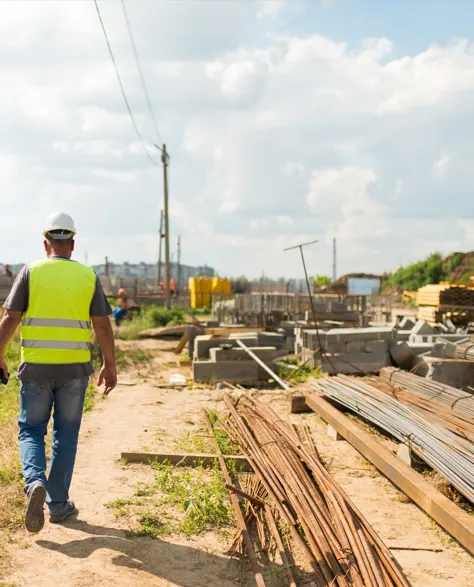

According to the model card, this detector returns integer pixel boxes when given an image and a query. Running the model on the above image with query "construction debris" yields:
[222,393,410,586]
[307,375,474,504]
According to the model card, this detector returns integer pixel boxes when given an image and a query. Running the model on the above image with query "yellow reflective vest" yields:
[20,258,96,364]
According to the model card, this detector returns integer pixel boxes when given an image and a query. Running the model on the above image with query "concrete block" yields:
[397,317,416,330]
[331,302,348,313]
[389,341,414,370]
[365,340,389,353]
[258,332,285,348]
[291,394,311,414]
[193,360,260,383]
[327,424,343,441]
[210,346,276,363]
[345,341,366,353]
[319,327,395,344]
[395,330,412,342]
[412,320,436,336]
[194,335,258,360]
[407,343,434,356]
[322,352,390,374]
[419,357,474,391]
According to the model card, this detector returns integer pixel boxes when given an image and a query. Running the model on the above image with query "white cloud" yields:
[256,1,286,20]
[1,2,474,278]
[433,151,450,179]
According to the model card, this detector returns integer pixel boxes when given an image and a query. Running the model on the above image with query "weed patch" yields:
[106,461,233,538]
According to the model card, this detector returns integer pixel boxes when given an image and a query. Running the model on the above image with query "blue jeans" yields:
[113,307,127,326]
[18,377,88,514]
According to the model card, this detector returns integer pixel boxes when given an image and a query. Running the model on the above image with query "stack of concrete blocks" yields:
[192,332,279,384]
[301,326,394,374]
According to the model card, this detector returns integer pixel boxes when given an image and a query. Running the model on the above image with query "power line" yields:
[93,0,159,167]
[121,0,163,145]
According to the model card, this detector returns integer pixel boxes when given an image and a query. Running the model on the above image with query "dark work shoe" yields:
[25,482,47,533]
[49,501,77,524]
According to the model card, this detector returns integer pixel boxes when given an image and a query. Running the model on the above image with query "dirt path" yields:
[2,378,242,587]
[2,339,474,586]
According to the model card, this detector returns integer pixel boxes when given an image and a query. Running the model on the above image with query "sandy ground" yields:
[2,339,474,586]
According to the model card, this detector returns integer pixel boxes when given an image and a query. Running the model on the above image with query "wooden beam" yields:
[120,451,252,471]
[174,331,189,354]
[206,327,264,337]
[306,394,474,556]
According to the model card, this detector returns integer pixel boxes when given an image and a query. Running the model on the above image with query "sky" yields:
[1,0,474,279]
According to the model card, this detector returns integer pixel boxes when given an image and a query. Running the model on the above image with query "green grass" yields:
[117,306,187,340]
[115,346,152,370]
[107,461,233,538]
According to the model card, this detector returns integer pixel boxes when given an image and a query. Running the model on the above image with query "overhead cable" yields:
[121,0,163,145]
[93,0,159,167]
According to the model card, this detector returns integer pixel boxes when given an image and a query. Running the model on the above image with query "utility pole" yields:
[157,209,163,289]
[332,237,337,282]
[105,256,109,278]
[177,235,181,295]
[161,144,171,309]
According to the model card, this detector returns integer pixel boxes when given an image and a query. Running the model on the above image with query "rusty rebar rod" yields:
[202,409,266,587]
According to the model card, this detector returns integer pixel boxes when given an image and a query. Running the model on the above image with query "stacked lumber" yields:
[223,394,410,586]
[417,283,474,324]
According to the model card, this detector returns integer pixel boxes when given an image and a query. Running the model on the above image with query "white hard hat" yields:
[43,212,76,239]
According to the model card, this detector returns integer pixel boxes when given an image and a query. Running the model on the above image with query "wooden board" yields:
[306,394,474,556]
[174,331,189,354]
[138,325,188,339]
[121,451,252,471]
[207,327,264,337]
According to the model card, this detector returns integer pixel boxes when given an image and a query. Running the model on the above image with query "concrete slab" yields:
[389,341,414,370]
[345,341,366,353]
[394,330,412,342]
[322,352,390,374]
[397,317,416,330]
[412,320,436,336]
[193,360,260,383]
[210,346,276,363]
[318,327,395,344]
[365,340,389,353]
[194,335,258,360]
[415,357,474,391]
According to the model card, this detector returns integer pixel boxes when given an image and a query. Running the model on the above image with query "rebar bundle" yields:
[223,393,410,587]
[451,341,474,361]
[309,376,474,504]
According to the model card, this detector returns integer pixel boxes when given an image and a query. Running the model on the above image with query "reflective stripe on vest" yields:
[23,318,92,329]
[21,339,92,350]
[20,258,96,365]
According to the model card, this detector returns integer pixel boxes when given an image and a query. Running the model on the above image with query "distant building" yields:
[92,261,216,282]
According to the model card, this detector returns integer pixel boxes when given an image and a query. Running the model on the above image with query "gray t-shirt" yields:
[4,261,112,382]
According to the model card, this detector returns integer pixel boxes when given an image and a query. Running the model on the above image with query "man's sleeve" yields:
[90,276,113,317]
[3,265,29,313]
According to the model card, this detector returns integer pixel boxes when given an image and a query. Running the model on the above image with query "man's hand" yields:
[98,363,117,396]
[0,356,9,385]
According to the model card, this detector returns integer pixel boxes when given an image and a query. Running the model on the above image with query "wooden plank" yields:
[174,331,189,354]
[306,394,474,556]
[121,451,252,471]
[206,327,264,336]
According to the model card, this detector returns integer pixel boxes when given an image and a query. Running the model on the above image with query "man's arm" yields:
[92,316,117,395]
[0,266,29,377]
[0,310,22,377]
[90,276,117,395]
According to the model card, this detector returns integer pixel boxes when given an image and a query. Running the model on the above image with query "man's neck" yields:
[48,253,72,260]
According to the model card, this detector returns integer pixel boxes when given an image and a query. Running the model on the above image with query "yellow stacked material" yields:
[189,276,214,308]
[417,306,442,324]
[417,284,474,307]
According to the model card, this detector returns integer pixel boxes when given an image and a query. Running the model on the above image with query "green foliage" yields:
[117,305,186,340]
[108,461,233,538]
[152,462,232,536]
[383,252,447,292]
[445,252,464,274]
[312,274,332,287]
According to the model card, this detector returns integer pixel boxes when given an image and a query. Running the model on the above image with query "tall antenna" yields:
[332,237,337,282]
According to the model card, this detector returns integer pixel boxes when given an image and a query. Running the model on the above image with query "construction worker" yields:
[3,264,12,278]
[0,212,117,533]
[112,288,134,326]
